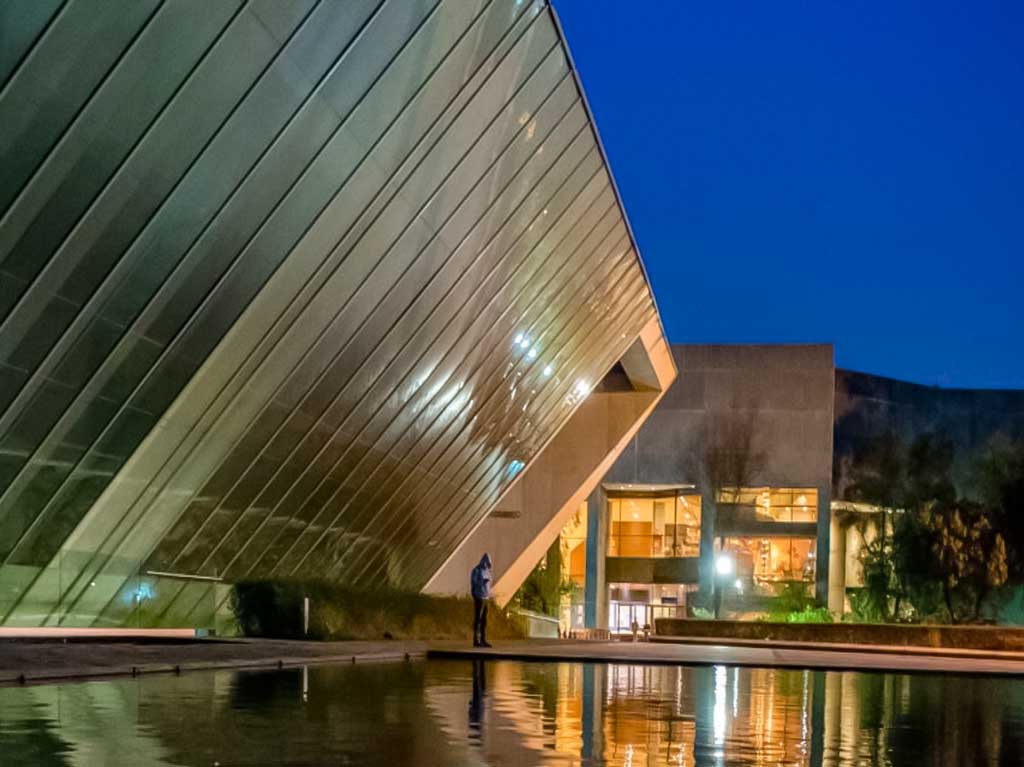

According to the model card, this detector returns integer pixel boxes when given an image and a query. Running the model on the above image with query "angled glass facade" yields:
[0,0,661,627]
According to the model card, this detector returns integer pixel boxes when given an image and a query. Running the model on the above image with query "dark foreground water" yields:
[2,660,1024,766]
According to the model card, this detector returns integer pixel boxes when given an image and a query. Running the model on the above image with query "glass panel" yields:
[722,537,817,588]
[717,486,818,523]
[0,4,665,621]
[0,0,162,218]
[669,494,702,557]
[607,493,700,559]
[606,499,620,556]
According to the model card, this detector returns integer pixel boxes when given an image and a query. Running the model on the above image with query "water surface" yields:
[1,659,1023,765]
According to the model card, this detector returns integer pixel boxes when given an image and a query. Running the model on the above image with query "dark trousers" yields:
[473,597,488,642]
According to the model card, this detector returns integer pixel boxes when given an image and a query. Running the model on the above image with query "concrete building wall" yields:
[589,344,836,616]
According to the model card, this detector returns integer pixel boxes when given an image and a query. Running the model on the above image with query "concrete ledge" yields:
[428,639,1024,676]
[0,639,426,686]
[655,618,1024,651]
[0,628,198,639]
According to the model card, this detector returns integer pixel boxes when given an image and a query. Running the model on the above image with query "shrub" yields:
[231,579,527,641]
[784,606,833,624]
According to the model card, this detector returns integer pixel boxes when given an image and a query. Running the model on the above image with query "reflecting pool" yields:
[2,660,1024,765]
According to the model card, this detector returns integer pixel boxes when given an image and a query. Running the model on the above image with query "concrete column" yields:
[815,481,832,606]
[827,511,847,614]
[698,485,717,606]
[584,485,608,630]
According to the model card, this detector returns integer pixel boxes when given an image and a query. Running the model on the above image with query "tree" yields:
[702,404,766,505]
[920,500,1008,623]
[973,436,1024,578]
[845,431,906,620]
[702,402,766,617]
[512,539,574,618]
[846,432,957,621]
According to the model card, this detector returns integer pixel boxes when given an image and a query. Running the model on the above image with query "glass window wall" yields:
[558,502,589,632]
[607,493,701,558]
[716,487,818,523]
[721,536,816,586]
[608,582,698,634]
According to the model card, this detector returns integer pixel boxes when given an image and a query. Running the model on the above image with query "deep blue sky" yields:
[555,1,1024,389]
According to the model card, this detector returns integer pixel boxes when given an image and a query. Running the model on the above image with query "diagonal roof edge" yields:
[547,2,676,374]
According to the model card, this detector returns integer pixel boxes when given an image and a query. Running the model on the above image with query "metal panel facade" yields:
[0,0,659,626]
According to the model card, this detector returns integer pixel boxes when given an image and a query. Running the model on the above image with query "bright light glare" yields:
[528,347,537,359]
[543,365,553,377]
[715,555,734,576]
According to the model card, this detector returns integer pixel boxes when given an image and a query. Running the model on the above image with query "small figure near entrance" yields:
[471,553,493,648]
[630,618,640,642]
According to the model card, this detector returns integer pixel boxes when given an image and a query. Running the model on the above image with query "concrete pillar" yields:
[698,485,717,607]
[815,481,832,606]
[584,485,608,630]
[827,511,847,614]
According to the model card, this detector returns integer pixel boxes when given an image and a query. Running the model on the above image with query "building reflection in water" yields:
[1,660,1023,766]
[528,661,1023,766]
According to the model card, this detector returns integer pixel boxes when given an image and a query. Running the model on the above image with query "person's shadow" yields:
[468,659,486,744]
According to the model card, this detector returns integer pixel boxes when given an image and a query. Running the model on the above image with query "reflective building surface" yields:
[0,1,669,626]
[2,659,1023,766]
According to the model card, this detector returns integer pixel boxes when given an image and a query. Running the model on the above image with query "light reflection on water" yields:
[1,659,1023,765]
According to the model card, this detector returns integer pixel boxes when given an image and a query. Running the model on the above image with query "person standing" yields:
[471,553,493,647]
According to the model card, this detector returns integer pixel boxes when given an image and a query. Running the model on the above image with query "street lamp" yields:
[713,554,734,619]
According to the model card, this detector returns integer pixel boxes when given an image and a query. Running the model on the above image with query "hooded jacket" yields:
[470,553,492,600]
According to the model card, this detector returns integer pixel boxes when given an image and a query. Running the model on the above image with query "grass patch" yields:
[231,580,527,641]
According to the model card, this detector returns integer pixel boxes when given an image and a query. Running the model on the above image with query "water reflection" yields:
[1,660,1023,765]
[469,658,486,743]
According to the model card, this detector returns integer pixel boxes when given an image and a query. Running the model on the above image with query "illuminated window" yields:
[721,536,816,585]
[716,487,818,523]
[560,502,588,586]
[607,492,702,558]
[607,582,699,633]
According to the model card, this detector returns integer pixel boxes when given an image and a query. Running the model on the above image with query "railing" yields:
[514,609,561,639]
[566,628,610,640]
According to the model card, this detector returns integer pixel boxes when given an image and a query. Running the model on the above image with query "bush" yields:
[774,581,814,613]
[846,587,886,623]
[231,580,527,641]
[784,606,834,624]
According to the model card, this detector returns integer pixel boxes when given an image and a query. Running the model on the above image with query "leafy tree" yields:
[973,436,1024,578]
[702,405,767,504]
[920,500,1008,622]
[895,434,956,617]
[845,431,907,620]
[846,432,960,621]
[513,539,574,618]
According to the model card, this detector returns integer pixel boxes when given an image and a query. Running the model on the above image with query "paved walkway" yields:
[0,638,426,685]
[429,638,1024,675]
[5,635,1024,685]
